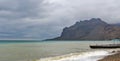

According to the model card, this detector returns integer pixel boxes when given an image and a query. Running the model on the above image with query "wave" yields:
[36,50,114,61]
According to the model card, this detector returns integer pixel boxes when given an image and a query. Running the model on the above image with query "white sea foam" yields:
[37,50,112,61]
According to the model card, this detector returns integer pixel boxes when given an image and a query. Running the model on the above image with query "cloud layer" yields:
[0,0,120,40]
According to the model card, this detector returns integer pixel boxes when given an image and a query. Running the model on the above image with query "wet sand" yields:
[99,51,120,61]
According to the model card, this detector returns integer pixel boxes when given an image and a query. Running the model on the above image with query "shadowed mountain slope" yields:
[51,18,120,40]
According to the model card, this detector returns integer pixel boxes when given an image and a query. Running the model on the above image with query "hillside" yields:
[52,18,120,40]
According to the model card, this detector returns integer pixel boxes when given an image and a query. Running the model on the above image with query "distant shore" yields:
[99,50,120,61]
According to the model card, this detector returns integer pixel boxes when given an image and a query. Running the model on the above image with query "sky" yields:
[0,0,120,40]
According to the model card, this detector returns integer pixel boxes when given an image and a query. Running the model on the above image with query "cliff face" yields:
[53,18,120,40]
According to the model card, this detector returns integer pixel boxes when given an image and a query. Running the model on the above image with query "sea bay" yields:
[0,40,118,61]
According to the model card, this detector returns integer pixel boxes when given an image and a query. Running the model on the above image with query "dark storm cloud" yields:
[0,0,50,39]
[0,0,47,19]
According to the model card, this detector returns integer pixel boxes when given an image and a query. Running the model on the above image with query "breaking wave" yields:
[36,50,113,61]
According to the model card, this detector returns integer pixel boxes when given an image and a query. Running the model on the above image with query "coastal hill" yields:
[52,18,120,40]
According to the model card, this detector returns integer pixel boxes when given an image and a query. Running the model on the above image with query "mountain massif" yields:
[52,18,120,40]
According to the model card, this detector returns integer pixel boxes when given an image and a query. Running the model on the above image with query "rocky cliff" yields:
[52,18,120,40]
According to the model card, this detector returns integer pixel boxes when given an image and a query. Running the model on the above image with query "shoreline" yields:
[36,50,112,61]
[99,50,120,61]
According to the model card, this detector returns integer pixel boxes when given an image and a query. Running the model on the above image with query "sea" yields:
[0,40,119,61]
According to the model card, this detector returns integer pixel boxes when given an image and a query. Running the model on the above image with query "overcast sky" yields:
[0,0,120,40]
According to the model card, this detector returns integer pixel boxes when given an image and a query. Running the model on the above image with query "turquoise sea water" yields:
[0,40,119,61]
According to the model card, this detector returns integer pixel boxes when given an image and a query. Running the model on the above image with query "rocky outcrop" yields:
[52,18,120,40]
